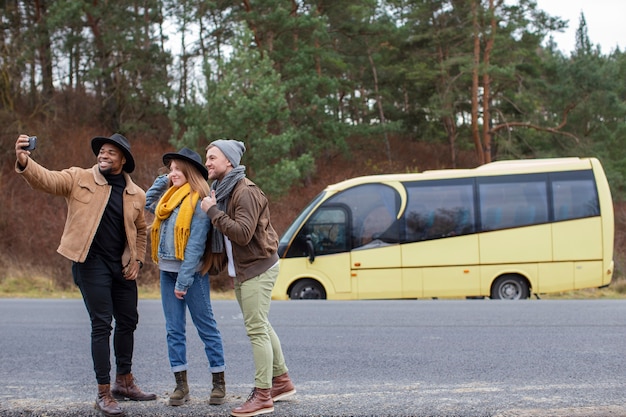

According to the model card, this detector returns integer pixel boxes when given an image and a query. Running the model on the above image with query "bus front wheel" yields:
[289,279,326,300]
[491,275,530,300]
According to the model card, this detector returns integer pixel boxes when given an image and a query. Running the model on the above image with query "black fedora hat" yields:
[163,147,208,180]
[91,133,135,173]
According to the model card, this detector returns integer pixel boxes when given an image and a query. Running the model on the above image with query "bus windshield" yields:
[278,191,325,256]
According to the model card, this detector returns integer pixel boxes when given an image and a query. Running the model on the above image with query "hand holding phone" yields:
[22,136,37,151]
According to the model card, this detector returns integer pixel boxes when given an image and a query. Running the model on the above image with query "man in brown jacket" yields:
[201,139,296,417]
[15,133,155,417]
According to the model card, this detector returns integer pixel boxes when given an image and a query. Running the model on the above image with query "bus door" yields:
[419,235,480,297]
[301,204,353,295]
[309,182,405,299]
[351,245,403,299]
[350,201,403,299]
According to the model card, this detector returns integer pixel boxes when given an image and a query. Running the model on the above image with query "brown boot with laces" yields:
[231,387,273,417]
[111,373,156,401]
[95,384,125,417]
[270,372,296,401]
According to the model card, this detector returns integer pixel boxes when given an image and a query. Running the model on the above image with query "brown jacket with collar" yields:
[206,177,279,282]
[15,158,147,266]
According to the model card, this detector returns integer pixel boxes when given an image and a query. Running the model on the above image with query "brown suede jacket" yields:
[207,177,279,282]
[15,158,147,266]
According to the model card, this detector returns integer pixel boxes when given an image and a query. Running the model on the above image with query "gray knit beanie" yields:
[209,139,246,167]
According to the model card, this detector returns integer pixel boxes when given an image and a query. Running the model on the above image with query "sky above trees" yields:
[536,0,626,53]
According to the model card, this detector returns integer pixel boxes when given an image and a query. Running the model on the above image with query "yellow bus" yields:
[272,157,614,300]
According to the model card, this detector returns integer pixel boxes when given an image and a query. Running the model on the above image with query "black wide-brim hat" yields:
[91,133,135,173]
[163,147,208,180]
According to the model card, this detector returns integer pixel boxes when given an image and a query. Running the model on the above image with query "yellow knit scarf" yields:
[151,182,199,263]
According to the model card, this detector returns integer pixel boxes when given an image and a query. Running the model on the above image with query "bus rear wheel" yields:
[491,275,530,300]
[290,279,326,300]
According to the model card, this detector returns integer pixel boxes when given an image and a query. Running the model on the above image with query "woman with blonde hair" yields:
[145,147,226,407]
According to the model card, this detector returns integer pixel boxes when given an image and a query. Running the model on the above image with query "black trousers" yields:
[73,254,139,385]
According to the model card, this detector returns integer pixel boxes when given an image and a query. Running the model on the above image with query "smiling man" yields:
[201,139,296,417]
[15,133,155,417]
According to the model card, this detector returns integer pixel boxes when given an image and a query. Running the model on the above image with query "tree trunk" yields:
[34,0,54,101]
[85,9,119,131]
[443,114,458,168]
[367,45,391,164]
[470,0,484,165]
[481,0,497,164]
[242,0,264,57]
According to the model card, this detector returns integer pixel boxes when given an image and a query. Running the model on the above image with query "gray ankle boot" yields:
[169,370,189,406]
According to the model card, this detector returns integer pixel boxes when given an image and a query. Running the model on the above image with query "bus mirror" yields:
[305,234,316,263]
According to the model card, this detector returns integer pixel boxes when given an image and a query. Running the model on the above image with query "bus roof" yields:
[325,157,597,191]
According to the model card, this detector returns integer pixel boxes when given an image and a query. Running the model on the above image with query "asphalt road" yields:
[1,298,625,416]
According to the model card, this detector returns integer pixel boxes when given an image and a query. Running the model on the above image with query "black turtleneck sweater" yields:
[89,172,126,262]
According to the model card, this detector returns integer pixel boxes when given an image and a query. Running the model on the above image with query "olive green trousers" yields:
[234,264,289,389]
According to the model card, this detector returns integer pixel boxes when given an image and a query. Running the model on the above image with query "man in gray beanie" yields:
[209,139,246,168]
[201,139,295,417]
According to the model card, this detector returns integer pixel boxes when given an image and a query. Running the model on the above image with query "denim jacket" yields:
[145,174,210,292]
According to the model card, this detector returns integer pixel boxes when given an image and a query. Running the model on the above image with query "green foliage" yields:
[3,0,626,197]
[168,99,208,151]
[170,27,314,195]
[40,0,173,131]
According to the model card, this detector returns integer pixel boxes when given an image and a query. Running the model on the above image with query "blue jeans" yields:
[160,270,225,373]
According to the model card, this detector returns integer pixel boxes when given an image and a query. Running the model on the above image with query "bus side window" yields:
[320,183,400,249]
[428,207,458,237]
[483,207,502,231]
[405,181,474,240]
[573,185,600,217]
[456,208,473,234]
[552,177,599,221]
[514,205,536,225]
[360,206,395,246]
[515,182,548,226]
[556,204,570,221]
[479,178,548,230]
[406,208,434,241]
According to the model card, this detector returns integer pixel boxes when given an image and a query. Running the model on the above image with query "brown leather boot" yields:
[111,373,157,401]
[270,372,296,401]
[231,388,274,417]
[169,370,190,406]
[95,384,125,417]
[209,371,226,405]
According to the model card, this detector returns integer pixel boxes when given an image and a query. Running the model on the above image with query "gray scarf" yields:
[210,165,246,253]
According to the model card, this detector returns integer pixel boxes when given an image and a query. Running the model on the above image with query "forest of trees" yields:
[2,0,626,196]
[2,0,626,289]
